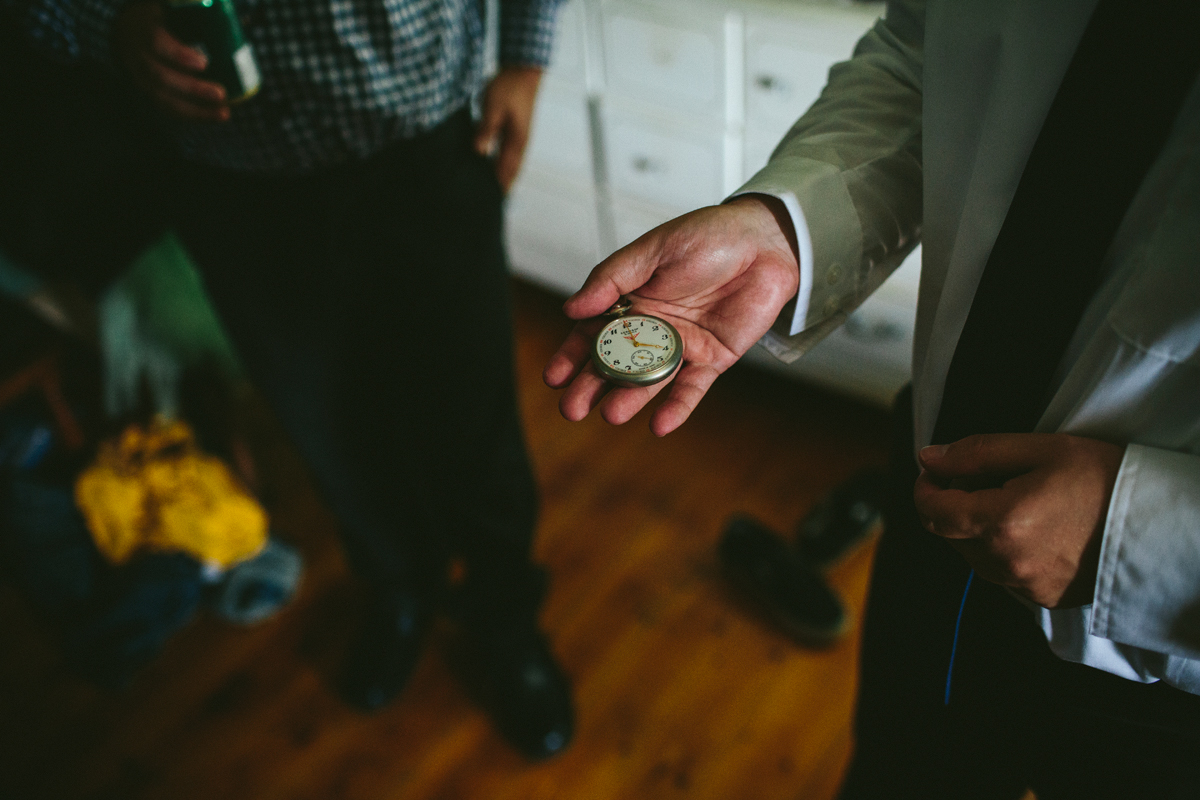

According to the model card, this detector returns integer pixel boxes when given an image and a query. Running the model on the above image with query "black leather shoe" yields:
[465,619,574,760]
[719,515,847,647]
[340,593,432,712]
[795,470,888,566]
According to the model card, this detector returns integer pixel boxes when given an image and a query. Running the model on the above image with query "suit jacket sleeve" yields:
[733,0,925,363]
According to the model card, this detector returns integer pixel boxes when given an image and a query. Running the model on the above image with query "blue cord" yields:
[943,570,975,706]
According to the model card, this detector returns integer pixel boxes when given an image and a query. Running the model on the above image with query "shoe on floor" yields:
[719,515,848,647]
[340,592,432,712]
[463,617,574,761]
[795,470,888,567]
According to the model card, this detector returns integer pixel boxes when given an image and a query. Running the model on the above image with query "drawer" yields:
[744,8,879,129]
[741,290,915,408]
[743,330,910,408]
[611,199,679,253]
[546,0,586,85]
[603,6,723,117]
[744,127,790,182]
[505,177,600,295]
[522,87,593,184]
[739,240,918,408]
[747,42,838,129]
[870,245,921,308]
[840,293,915,355]
[604,113,725,210]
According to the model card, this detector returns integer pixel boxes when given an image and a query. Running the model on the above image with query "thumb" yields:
[918,433,1056,479]
[474,99,503,156]
[563,233,667,320]
[495,114,527,193]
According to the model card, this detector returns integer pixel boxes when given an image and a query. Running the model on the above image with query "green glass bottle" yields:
[163,0,261,103]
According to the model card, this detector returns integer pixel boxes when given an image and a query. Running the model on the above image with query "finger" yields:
[598,378,670,427]
[944,538,1013,585]
[947,536,1044,599]
[149,56,226,104]
[155,87,231,122]
[559,367,611,422]
[563,235,667,321]
[151,25,208,72]
[918,433,1061,480]
[648,362,719,436]
[544,321,602,388]
[495,120,528,193]
[474,102,503,157]
[912,468,1008,540]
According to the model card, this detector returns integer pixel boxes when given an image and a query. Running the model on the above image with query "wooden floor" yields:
[0,279,893,800]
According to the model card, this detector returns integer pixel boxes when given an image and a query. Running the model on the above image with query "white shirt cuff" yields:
[725,189,814,336]
[1091,444,1200,661]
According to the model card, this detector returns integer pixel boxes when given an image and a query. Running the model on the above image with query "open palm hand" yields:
[543,196,800,436]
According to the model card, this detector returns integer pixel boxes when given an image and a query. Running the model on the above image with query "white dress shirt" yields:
[736,0,1200,693]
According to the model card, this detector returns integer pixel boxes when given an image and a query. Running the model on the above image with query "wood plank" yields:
[0,279,893,800]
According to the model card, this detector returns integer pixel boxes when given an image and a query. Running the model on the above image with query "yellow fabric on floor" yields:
[75,419,267,568]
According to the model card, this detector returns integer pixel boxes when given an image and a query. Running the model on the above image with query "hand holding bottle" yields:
[113,0,231,122]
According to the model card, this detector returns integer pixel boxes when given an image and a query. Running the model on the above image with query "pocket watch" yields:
[591,297,683,388]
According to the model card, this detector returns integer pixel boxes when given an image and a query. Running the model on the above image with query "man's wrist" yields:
[494,64,545,81]
[726,194,801,275]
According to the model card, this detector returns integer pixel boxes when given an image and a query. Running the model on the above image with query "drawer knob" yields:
[754,73,782,92]
[845,313,904,342]
[631,156,661,174]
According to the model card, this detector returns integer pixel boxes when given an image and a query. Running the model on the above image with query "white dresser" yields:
[505,0,919,407]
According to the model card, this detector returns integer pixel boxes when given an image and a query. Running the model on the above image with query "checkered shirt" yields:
[18,0,561,172]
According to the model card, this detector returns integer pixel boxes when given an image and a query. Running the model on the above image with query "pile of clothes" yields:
[2,223,301,689]
[1,408,302,688]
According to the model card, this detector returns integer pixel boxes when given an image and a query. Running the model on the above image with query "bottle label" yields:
[233,43,261,96]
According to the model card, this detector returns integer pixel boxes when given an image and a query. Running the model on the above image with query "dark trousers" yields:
[174,110,544,616]
[838,388,1200,800]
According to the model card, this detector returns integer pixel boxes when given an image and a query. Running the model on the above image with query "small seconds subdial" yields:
[593,312,682,388]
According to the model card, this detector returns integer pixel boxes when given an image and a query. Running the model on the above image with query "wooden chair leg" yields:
[0,352,85,452]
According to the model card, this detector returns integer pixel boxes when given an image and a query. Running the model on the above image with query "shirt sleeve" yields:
[76,0,121,62]
[499,0,562,69]
[730,0,925,363]
[17,0,122,62]
[1091,444,1200,662]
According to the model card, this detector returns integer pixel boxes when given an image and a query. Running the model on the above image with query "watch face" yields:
[594,314,680,384]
